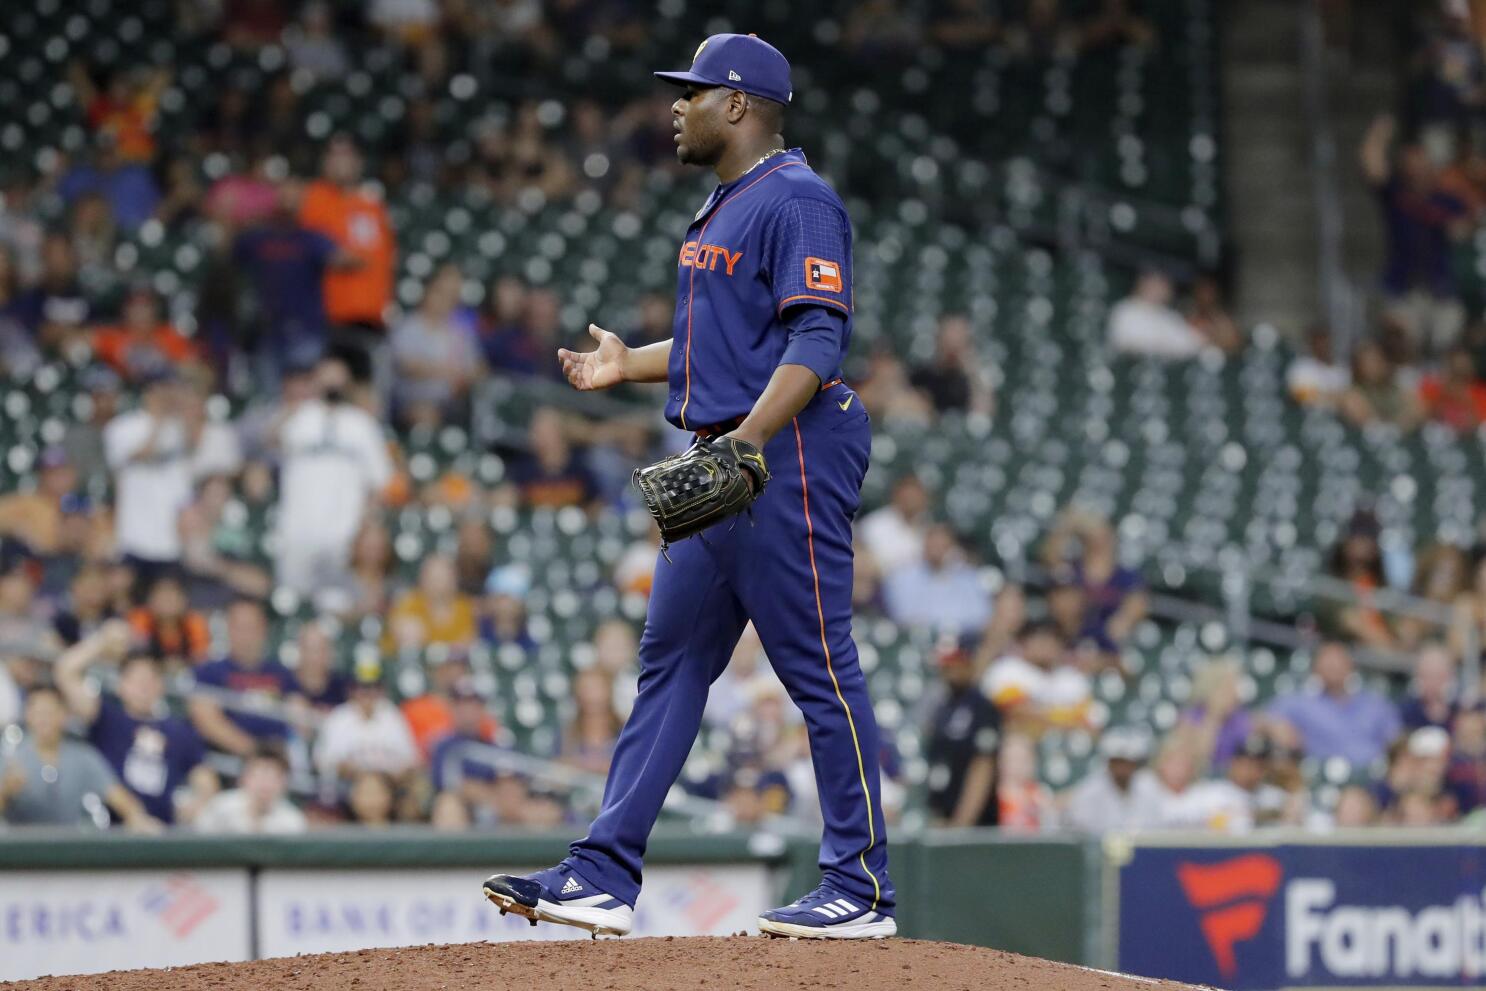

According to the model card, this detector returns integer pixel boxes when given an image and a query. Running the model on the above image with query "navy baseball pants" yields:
[566,382,895,914]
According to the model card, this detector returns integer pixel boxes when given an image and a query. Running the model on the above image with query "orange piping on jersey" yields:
[792,417,882,911]
[776,293,849,315]
[678,160,806,430]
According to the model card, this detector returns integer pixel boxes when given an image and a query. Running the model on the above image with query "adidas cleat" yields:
[482,865,634,938]
[758,884,897,940]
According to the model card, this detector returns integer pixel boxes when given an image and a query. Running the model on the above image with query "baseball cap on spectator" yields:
[1407,726,1450,759]
[934,633,976,668]
[1233,733,1273,762]
[449,677,484,702]
[137,363,179,388]
[484,564,530,600]
[1099,726,1152,763]
[81,364,122,394]
[351,659,384,691]
[653,34,793,105]
[38,447,69,471]
[58,492,91,516]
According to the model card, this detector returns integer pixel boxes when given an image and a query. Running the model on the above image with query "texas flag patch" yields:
[805,257,843,293]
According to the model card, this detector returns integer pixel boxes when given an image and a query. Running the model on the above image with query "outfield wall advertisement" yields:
[1112,839,1486,989]
[256,865,770,955]
[0,869,252,982]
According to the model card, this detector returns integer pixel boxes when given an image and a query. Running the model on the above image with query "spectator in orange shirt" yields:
[298,134,395,381]
[401,653,501,759]
[1419,345,1486,430]
[92,286,201,382]
[128,573,211,668]
[67,62,168,165]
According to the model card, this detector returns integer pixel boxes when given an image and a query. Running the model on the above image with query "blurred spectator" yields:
[0,566,59,663]
[1360,115,1469,353]
[67,62,167,165]
[996,732,1055,831]
[61,365,123,484]
[287,621,348,716]
[1377,726,1456,824]
[386,554,478,653]
[314,663,420,788]
[390,263,485,426]
[92,286,201,383]
[1181,658,1254,767]
[1041,508,1148,657]
[0,446,80,557]
[1268,641,1403,768]
[127,574,211,668]
[1321,509,1400,650]
[179,475,273,605]
[188,597,298,757]
[923,637,1000,827]
[1332,784,1380,828]
[58,137,160,232]
[345,769,397,827]
[0,684,160,831]
[480,280,557,377]
[858,473,931,574]
[452,517,495,597]
[1183,275,1245,355]
[104,369,196,577]
[429,678,504,798]
[194,747,307,834]
[12,232,89,349]
[1141,732,1251,831]
[1062,727,1155,833]
[233,182,350,382]
[53,563,116,646]
[623,291,674,350]
[273,359,393,607]
[982,620,1092,733]
[560,667,620,775]
[480,565,536,651]
[401,654,498,758]
[882,523,992,636]
[1447,705,1486,813]
[705,624,779,729]
[1398,542,1467,648]
[283,2,349,80]
[53,621,216,825]
[347,519,395,618]
[504,407,602,510]
[909,313,993,415]
[297,135,396,378]
[855,349,934,426]
[1418,345,1486,429]
[1107,270,1206,359]
[1287,325,1351,407]
[1400,642,1459,730]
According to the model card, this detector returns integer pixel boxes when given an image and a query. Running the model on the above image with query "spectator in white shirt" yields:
[195,748,307,834]
[983,619,1093,732]
[103,369,196,575]
[273,358,392,610]
[859,473,931,574]
[1062,727,1156,833]
[1287,325,1351,407]
[1108,270,1206,359]
[314,663,419,790]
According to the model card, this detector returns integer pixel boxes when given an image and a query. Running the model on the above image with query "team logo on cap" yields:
[728,70,742,81]
[805,257,843,293]
[693,38,709,64]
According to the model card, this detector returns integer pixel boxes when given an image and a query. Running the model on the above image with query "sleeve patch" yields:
[804,257,843,293]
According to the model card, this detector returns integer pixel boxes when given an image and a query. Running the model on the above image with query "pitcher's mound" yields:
[3,936,1210,991]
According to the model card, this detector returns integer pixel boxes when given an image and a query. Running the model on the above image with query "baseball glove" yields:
[633,437,770,545]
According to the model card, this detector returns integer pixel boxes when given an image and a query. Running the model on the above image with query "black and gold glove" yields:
[632,437,770,545]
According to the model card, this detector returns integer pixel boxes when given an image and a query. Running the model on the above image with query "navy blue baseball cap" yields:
[654,33,793,106]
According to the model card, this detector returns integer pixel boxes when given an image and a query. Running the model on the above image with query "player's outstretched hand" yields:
[558,324,628,391]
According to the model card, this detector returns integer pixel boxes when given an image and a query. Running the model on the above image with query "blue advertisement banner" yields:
[1115,842,1486,989]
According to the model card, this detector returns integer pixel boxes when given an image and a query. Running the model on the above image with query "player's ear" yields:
[726,90,748,124]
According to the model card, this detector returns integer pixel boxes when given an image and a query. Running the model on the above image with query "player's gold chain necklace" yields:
[746,147,786,175]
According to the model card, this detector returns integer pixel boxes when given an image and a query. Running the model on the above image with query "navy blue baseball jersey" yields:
[664,149,853,430]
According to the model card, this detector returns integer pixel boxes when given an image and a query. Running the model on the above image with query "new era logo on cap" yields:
[728,70,742,81]
[655,33,793,105]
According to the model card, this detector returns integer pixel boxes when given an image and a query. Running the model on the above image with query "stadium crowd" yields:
[2,0,1486,839]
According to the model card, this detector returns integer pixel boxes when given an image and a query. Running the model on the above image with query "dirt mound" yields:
[3,936,1207,991]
